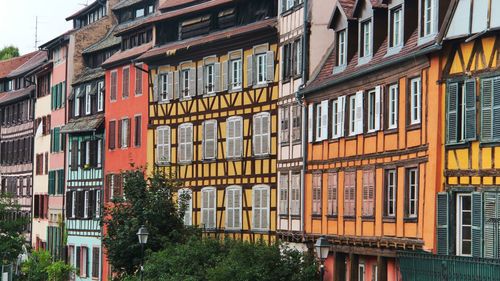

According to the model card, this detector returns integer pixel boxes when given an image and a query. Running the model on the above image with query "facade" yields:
[277,0,335,246]
[138,0,279,242]
[0,51,48,242]
[299,0,451,280]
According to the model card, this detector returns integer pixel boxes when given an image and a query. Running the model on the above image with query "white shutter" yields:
[187,125,193,162]
[308,104,314,142]
[262,113,270,155]
[197,66,204,96]
[173,71,179,99]
[221,61,228,91]
[214,62,221,93]
[355,91,364,135]
[252,189,260,229]
[167,72,174,100]
[266,51,275,82]
[209,188,216,229]
[164,127,170,163]
[321,100,329,140]
[234,188,241,228]
[262,187,269,229]
[246,55,254,87]
[338,96,345,137]
[235,117,243,157]
[155,127,162,162]
[189,68,196,97]
[374,86,381,131]
[152,73,159,102]
[226,189,234,228]
[253,114,262,155]
[227,118,235,158]
[203,120,217,160]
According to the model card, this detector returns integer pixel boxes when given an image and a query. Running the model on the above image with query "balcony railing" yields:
[398,251,500,281]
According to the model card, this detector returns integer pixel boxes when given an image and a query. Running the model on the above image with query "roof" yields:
[115,12,157,35]
[303,28,438,96]
[160,0,198,11]
[138,18,276,61]
[0,85,35,105]
[330,0,356,28]
[83,26,121,54]
[102,42,153,68]
[66,0,104,21]
[352,0,386,16]
[7,51,48,78]
[112,0,143,10]
[117,0,233,35]
[0,52,39,78]
[73,67,105,85]
[60,114,105,134]
[39,30,73,50]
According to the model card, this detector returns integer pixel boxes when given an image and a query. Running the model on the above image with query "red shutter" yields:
[108,121,116,150]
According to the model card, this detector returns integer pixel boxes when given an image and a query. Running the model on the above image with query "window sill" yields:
[178,161,193,166]
[253,83,269,89]
[357,56,372,66]
[203,93,217,98]
[202,158,217,163]
[226,157,243,162]
[252,229,271,234]
[385,46,403,57]
[158,100,171,105]
[224,228,242,233]
[228,87,243,94]
[403,217,418,223]
[384,128,398,135]
[280,142,290,147]
[479,141,500,148]
[326,215,338,220]
[445,142,471,149]
[332,65,347,74]
[254,154,271,160]
[382,217,396,223]
[345,134,358,141]
[343,216,356,221]
[312,214,322,220]
[155,162,171,167]
[290,214,301,219]
[406,123,421,131]
[279,214,289,219]
[361,216,375,221]
[365,130,378,137]
[292,139,302,145]
[418,34,437,46]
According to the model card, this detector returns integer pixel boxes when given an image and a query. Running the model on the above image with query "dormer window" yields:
[390,7,403,49]
[337,30,346,66]
[419,0,437,43]
[423,0,433,36]
[359,19,372,63]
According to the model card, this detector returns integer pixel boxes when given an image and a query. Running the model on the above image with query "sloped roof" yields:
[66,0,103,21]
[102,42,153,68]
[83,25,121,54]
[112,0,143,10]
[73,67,105,85]
[160,0,198,11]
[0,52,39,78]
[0,85,35,105]
[338,0,356,19]
[7,51,48,78]
[39,30,73,50]
[61,114,104,134]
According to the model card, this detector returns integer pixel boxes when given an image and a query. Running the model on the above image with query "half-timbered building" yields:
[137,0,279,242]
[299,0,451,280]
[0,50,48,242]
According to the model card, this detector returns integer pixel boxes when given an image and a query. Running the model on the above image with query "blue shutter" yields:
[483,192,497,258]
[471,192,483,257]
[481,79,493,141]
[465,80,477,140]
[447,83,458,144]
[492,78,500,141]
[436,192,449,255]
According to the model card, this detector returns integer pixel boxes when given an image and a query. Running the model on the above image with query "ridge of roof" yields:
[7,51,48,78]
[0,51,39,78]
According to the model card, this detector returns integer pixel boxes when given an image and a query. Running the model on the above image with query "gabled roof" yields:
[0,52,39,79]
[66,0,105,21]
[7,51,48,78]
[39,30,73,50]
[330,0,356,28]
[352,0,386,16]
[102,42,153,68]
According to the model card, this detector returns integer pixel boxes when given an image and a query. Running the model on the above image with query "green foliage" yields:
[20,250,74,281]
[103,168,188,276]
[140,237,319,281]
[0,46,19,61]
[0,192,29,263]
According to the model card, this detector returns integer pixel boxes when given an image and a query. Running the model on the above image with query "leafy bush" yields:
[20,250,73,281]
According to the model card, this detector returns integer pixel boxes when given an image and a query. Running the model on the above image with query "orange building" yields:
[299,0,451,280]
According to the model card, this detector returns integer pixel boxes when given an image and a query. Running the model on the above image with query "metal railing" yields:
[398,251,500,281]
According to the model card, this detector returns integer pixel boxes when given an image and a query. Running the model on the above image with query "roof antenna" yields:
[34,16,39,49]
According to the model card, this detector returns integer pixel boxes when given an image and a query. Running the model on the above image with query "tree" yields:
[103,168,189,277]
[0,192,29,263]
[19,250,74,281]
[0,46,20,61]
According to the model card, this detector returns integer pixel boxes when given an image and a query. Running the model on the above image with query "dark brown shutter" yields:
[88,190,95,219]
[134,115,141,147]
[47,115,51,135]
[117,120,122,148]
[105,175,110,202]
[80,141,86,167]
[89,140,97,167]
[108,121,116,150]
[127,118,131,147]
[66,191,72,218]
[44,152,49,174]
[71,141,78,171]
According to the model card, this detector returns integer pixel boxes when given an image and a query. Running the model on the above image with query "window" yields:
[134,115,141,147]
[358,264,365,281]
[156,126,170,164]
[348,92,363,136]
[97,81,104,112]
[110,71,117,101]
[367,90,376,132]
[290,173,301,216]
[360,20,372,59]
[256,53,267,85]
[71,191,76,218]
[135,8,145,18]
[447,81,476,143]
[390,7,403,48]
[293,38,303,76]
[226,186,242,230]
[406,168,419,218]
[312,173,322,215]
[205,64,215,94]
[85,141,90,166]
[201,187,216,229]
[344,171,356,217]
[385,169,397,217]
[108,121,116,150]
[283,43,292,80]
[388,84,399,129]
[181,69,190,98]
[121,118,130,148]
[337,30,346,66]
[92,248,99,278]
[80,247,88,278]
[97,139,102,167]
[230,59,242,90]
[362,170,375,217]
[327,172,338,216]
[280,106,289,145]
[332,96,345,139]
[282,38,303,79]
[202,120,217,160]
[178,188,192,226]
[252,185,270,231]
[74,95,80,117]
[279,174,289,215]
[95,190,101,218]
[410,77,421,125]
[85,86,91,115]
[253,113,270,156]
[84,191,89,218]
[291,105,301,142]
[226,116,243,159]
[481,77,500,142]
[122,67,129,99]
[422,0,435,37]
[178,123,193,163]
[159,73,169,102]
[456,193,472,256]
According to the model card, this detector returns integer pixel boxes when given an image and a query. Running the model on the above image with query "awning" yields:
[60,114,104,134]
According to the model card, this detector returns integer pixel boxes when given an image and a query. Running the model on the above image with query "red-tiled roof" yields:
[0,52,38,78]
[0,85,35,105]
[7,51,48,78]
[160,0,198,11]
[102,42,153,68]
[338,0,355,19]
[138,18,276,61]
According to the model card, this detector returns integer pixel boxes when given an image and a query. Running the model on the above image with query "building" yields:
[277,0,335,247]
[100,0,155,278]
[136,0,279,242]
[0,51,48,242]
[60,0,119,279]
[299,0,451,280]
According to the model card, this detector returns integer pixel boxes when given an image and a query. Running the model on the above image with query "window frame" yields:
[409,77,422,125]
[256,53,268,85]
[388,84,399,129]
[456,193,472,257]
[202,120,217,160]
[279,173,289,216]
[280,106,290,145]
[344,171,356,218]
[253,112,271,156]
[225,185,242,230]
[178,123,193,164]
[226,116,243,159]
[230,58,242,90]
[205,63,215,94]
[389,5,404,51]
[358,18,373,63]
[97,81,104,112]
[178,188,192,226]
[336,29,347,67]
[159,72,169,102]
[156,126,171,165]
[181,69,190,99]
[312,173,322,216]
[348,95,357,135]
[121,118,129,148]
[201,187,217,229]
[406,167,419,219]
[384,169,397,218]
[252,184,270,231]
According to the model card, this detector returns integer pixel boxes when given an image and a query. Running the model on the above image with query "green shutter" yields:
[471,192,483,257]
[62,82,66,107]
[54,128,60,152]
[447,83,458,144]
[48,171,55,195]
[483,192,498,258]
[57,170,64,194]
[465,80,477,141]
[492,78,500,141]
[51,86,55,110]
[481,79,493,141]
[437,192,449,255]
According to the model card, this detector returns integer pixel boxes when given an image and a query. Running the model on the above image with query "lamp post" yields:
[315,236,330,281]
[136,225,149,281]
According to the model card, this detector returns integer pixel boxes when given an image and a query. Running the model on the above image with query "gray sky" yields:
[0,0,88,55]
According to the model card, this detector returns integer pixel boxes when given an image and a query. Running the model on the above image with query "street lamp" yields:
[137,225,149,281]
[315,236,330,281]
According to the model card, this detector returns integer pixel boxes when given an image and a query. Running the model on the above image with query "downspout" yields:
[62,44,69,262]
